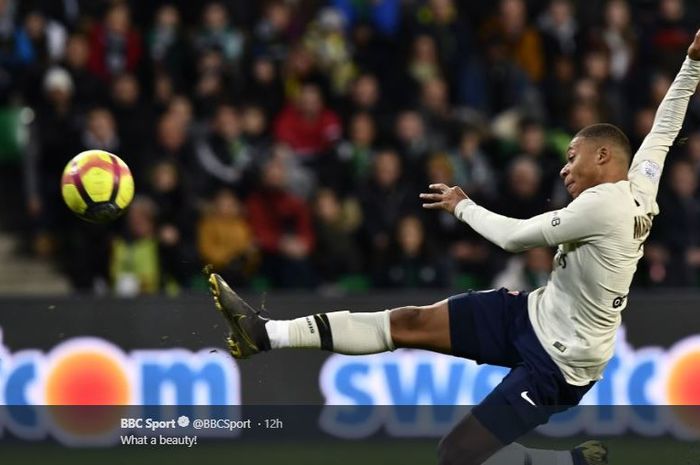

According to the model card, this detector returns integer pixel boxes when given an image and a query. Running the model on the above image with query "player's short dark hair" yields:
[576,123,632,165]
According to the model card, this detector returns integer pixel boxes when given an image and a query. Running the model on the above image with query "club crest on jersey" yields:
[639,160,660,181]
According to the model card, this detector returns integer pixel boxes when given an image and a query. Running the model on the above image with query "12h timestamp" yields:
[260,418,284,429]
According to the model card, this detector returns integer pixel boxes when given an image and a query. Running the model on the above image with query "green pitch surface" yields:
[0,437,698,465]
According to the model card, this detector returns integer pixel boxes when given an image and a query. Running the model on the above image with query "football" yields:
[60,150,135,223]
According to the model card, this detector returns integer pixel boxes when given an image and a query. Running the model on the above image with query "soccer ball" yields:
[61,150,135,223]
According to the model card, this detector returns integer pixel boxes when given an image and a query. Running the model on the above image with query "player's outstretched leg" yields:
[207,272,449,359]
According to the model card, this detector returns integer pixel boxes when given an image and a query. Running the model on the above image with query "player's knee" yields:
[437,434,481,465]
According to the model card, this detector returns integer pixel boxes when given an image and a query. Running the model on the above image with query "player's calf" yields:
[389,302,451,353]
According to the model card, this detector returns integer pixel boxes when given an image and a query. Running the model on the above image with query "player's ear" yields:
[596,146,611,165]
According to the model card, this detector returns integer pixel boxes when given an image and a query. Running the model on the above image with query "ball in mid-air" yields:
[61,150,134,223]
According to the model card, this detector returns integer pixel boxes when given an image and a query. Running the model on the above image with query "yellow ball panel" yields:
[82,167,114,202]
[62,184,88,214]
[74,150,113,168]
[115,175,135,209]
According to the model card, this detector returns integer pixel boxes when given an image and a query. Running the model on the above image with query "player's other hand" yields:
[688,28,700,61]
[420,184,469,214]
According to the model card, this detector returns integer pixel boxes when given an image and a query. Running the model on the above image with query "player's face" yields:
[560,136,599,198]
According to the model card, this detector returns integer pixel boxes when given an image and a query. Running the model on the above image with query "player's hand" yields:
[420,184,469,214]
[688,29,700,61]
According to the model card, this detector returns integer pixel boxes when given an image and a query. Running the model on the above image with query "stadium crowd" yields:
[1,0,700,294]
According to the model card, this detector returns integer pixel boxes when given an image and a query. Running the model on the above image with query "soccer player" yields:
[207,30,700,465]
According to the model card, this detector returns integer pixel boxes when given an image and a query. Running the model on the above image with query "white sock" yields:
[264,311,395,353]
[264,320,290,349]
[484,443,574,465]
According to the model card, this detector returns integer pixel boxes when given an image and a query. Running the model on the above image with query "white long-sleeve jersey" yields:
[454,57,700,385]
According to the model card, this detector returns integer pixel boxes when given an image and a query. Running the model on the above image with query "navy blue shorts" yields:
[448,288,595,444]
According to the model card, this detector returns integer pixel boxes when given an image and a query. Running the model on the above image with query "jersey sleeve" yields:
[454,187,615,252]
[629,57,700,215]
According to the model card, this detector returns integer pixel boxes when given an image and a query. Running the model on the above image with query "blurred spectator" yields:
[243,54,285,119]
[343,72,383,121]
[481,0,545,83]
[145,159,198,289]
[424,152,465,253]
[645,0,695,75]
[347,14,397,80]
[424,149,496,287]
[332,0,400,38]
[0,0,19,98]
[393,109,433,189]
[358,149,414,264]
[25,67,81,251]
[312,188,363,283]
[152,72,175,115]
[87,3,143,82]
[195,2,244,68]
[195,104,255,196]
[461,28,535,116]
[374,215,448,288]
[281,44,327,101]
[419,77,457,150]
[509,118,563,194]
[449,126,496,202]
[303,7,356,97]
[567,100,601,135]
[63,33,105,110]
[0,2,61,105]
[273,81,342,161]
[198,188,257,285]
[111,196,161,296]
[251,0,297,63]
[148,4,192,90]
[15,9,66,67]
[79,107,121,159]
[600,0,637,83]
[240,103,273,159]
[31,0,83,29]
[408,34,443,90]
[266,143,316,200]
[647,160,700,286]
[492,247,553,290]
[167,94,195,129]
[495,157,549,219]
[537,0,580,64]
[331,111,377,195]
[580,47,627,127]
[542,55,576,125]
[246,154,316,288]
[412,0,472,97]
[150,109,201,198]
[193,49,232,119]
[109,73,153,169]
